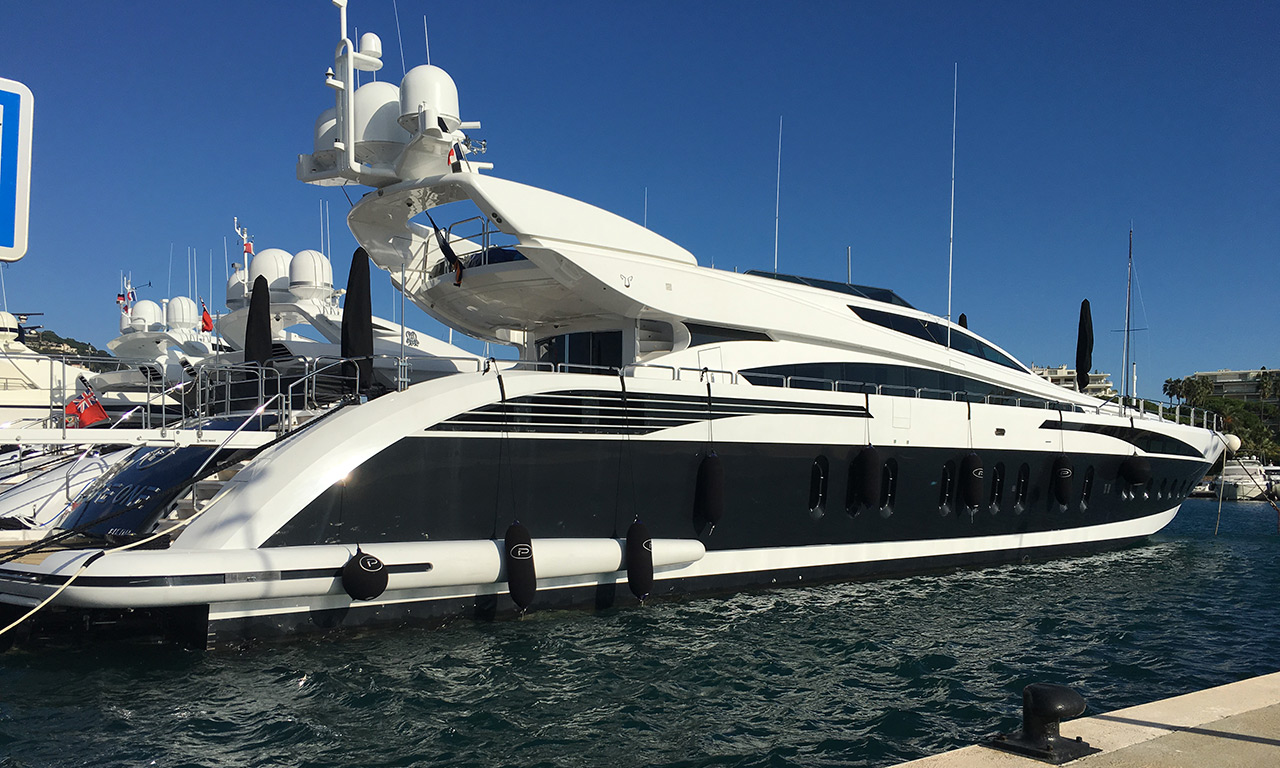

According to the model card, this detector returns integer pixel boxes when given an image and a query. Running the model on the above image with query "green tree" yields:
[1257,369,1278,402]
[1163,377,1185,404]
[1183,376,1213,407]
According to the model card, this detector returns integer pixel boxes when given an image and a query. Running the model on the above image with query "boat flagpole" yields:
[946,63,957,350]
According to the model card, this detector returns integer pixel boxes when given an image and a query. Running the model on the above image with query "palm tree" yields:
[1163,377,1184,404]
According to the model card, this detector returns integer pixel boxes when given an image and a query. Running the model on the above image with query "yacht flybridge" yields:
[0,2,1232,649]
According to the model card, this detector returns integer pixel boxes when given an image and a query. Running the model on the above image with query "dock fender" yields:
[1118,456,1151,487]
[959,451,983,510]
[851,446,882,511]
[625,520,654,600]
[693,451,724,529]
[504,522,536,610]
[341,547,388,601]
[1052,455,1073,507]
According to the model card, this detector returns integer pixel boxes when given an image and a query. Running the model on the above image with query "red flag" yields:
[65,389,109,428]
[200,299,214,332]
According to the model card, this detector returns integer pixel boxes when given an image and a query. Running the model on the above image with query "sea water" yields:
[1,498,1277,768]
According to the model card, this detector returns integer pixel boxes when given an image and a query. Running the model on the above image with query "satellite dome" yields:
[353,81,408,167]
[289,249,334,300]
[226,266,249,310]
[0,311,17,344]
[399,65,460,132]
[314,107,338,154]
[118,311,132,334]
[249,248,294,301]
[131,300,164,332]
[166,296,199,331]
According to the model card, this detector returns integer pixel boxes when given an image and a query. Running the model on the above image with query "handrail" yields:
[180,393,285,517]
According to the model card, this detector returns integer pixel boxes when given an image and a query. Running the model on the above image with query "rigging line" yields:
[1231,454,1280,528]
[1215,435,1228,536]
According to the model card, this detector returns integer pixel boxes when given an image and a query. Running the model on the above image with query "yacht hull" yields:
[0,372,1218,648]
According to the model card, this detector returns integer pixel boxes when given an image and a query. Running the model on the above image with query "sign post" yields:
[0,77,34,262]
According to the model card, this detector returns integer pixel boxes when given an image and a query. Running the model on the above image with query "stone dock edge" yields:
[893,670,1280,767]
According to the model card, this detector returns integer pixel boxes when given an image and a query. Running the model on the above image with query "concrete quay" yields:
[895,670,1280,767]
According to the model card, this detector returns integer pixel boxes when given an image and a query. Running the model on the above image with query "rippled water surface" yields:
[2,499,1277,767]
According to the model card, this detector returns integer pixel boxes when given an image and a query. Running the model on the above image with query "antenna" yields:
[1122,227,1133,408]
[946,63,957,350]
[167,243,174,297]
[643,187,648,228]
[392,0,407,76]
[847,246,852,283]
[424,16,431,66]
[773,115,783,272]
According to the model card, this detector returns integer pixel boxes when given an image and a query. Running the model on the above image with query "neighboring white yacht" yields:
[0,311,123,428]
[0,3,1232,648]
[1210,456,1271,501]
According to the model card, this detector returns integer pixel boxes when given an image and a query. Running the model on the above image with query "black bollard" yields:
[985,683,1100,764]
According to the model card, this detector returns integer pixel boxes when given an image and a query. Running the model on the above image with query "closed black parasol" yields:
[1075,299,1093,392]
[341,247,374,393]
[244,275,272,368]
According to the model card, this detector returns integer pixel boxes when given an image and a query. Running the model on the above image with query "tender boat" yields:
[0,3,1231,648]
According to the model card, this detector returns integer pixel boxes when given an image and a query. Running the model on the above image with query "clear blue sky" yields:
[2,1,1276,399]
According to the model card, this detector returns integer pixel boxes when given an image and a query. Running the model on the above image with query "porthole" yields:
[1159,478,1168,500]
[938,461,956,515]
[808,456,829,519]
[989,462,1006,514]
[879,459,898,517]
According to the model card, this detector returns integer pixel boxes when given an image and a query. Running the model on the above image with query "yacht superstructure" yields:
[0,3,1231,648]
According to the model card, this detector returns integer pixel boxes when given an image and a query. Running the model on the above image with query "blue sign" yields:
[0,77,34,262]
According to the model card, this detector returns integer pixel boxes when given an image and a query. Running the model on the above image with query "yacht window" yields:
[741,361,1055,405]
[938,461,956,515]
[880,459,898,516]
[1013,463,1030,513]
[848,305,1024,371]
[744,270,914,308]
[989,462,1005,513]
[685,322,772,347]
[536,330,622,373]
[808,456,829,518]
[1081,466,1095,508]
